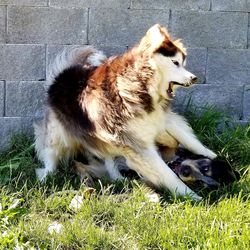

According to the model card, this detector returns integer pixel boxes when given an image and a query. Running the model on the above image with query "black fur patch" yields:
[48,65,95,133]
[156,41,177,57]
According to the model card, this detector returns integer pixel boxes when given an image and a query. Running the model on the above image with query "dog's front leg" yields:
[124,147,202,200]
[164,111,217,159]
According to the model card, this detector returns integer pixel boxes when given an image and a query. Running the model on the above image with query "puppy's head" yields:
[138,24,197,100]
[170,157,239,188]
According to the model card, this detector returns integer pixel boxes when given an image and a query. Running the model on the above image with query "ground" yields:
[0,106,249,250]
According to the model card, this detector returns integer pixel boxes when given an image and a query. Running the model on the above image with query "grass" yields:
[0,107,250,250]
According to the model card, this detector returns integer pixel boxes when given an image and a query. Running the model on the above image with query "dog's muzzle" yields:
[167,78,198,98]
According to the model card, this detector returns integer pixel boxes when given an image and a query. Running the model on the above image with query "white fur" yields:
[164,111,217,159]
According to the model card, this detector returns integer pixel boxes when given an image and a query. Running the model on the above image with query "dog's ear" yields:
[173,39,186,55]
[211,160,240,184]
[138,24,169,53]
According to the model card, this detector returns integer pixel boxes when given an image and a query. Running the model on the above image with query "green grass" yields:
[0,107,250,250]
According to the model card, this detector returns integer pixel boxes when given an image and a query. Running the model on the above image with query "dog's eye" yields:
[202,166,209,172]
[172,60,179,66]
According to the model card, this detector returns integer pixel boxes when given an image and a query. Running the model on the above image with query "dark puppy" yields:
[168,149,239,188]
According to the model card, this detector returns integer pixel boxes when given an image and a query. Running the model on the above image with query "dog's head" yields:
[169,156,239,188]
[138,24,197,100]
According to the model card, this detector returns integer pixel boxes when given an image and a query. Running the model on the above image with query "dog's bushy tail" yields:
[47,46,106,86]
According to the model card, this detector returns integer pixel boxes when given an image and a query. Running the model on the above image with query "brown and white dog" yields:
[34,24,217,200]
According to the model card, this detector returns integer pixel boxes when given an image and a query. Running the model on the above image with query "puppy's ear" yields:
[138,24,167,53]
[211,160,239,184]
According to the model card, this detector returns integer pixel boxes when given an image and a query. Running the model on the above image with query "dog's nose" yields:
[191,76,198,83]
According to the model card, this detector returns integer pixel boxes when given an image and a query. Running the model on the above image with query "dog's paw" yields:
[200,149,217,160]
[192,193,203,201]
[35,168,49,182]
[206,150,217,160]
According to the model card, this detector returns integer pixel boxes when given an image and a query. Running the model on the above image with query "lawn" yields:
[0,106,249,250]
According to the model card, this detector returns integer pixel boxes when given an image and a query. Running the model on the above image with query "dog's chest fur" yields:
[126,103,167,146]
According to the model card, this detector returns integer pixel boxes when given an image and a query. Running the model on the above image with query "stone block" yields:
[173,84,244,119]
[0,6,6,43]
[98,45,127,57]
[0,117,34,151]
[131,0,210,10]
[247,26,250,48]
[0,0,47,6]
[49,0,130,9]
[5,81,46,117]
[8,6,87,44]
[186,48,206,83]
[0,44,45,81]
[212,0,250,12]
[243,85,250,120]
[89,8,169,46]
[171,11,248,48]
[0,81,4,116]
[207,49,250,84]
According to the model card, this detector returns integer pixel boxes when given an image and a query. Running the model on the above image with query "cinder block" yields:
[49,0,130,9]
[89,8,169,46]
[0,81,4,116]
[0,0,47,6]
[0,6,5,43]
[171,11,248,48]
[173,84,244,119]
[207,49,250,84]
[98,45,127,57]
[5,81,46,117]
[247,26,250,48]
[0,117,33,151]
[212,0,250,12]
[8,6,87,44]
[0,44,45,81]
[243,85,250,120]
[131,0,210,10]
[186,48,207,83]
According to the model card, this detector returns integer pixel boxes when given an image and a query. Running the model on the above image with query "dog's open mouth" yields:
[167,82,183,98]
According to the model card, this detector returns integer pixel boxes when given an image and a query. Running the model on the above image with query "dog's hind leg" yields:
[35,147,60,181]
[34,112,69,181]
[34,121,61,181]
[164,111,217,159]
[124,146,202,200]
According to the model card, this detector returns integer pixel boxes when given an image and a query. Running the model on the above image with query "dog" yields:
[34,24,217,200]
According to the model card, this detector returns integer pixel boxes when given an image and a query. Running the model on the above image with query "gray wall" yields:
[0,0,249,149]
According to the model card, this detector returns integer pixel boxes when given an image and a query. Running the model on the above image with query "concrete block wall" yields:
[0,0,249,149]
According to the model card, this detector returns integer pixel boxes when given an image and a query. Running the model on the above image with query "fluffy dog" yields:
[34,24,217,200]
